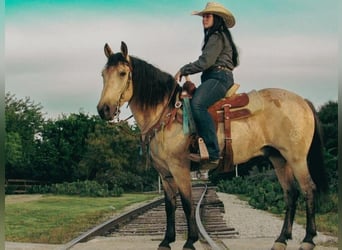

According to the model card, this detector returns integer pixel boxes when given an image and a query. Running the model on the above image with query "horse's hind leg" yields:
[267,151,299,250]
[159,176,178,250]
[292,160,317,250]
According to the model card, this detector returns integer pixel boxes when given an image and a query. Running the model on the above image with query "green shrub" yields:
[5,185,18,194]
[27,184,51,194]
[217,169,337,215]
[27,180,123,197]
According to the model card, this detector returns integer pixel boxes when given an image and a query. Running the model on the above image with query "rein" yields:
[112,70,132,122]
[141,82,181,145]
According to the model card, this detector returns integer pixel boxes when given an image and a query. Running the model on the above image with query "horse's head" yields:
[97,41,133,121]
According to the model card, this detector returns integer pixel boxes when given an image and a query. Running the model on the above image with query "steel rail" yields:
[195,184,222,250]
[59,184,227,250]
[59,196,164,250]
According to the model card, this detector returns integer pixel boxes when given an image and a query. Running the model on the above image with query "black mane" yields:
[106,52,129,67]
[106,53,179,110]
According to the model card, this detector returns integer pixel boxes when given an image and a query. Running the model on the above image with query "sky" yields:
[5,0,339,120]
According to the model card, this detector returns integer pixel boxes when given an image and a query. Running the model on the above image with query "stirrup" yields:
[198,137,209,161]
[201,159,220,171]
[188,153,201,162]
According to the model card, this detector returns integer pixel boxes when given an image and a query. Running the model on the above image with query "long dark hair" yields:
[203,14,239,67]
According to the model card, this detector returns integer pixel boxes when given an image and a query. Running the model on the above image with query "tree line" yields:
[5,92,338,193]
[5,92,158,192]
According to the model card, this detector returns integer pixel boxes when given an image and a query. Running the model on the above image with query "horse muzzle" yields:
[97,103,120,121]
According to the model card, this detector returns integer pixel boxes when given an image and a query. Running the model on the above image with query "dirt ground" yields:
[5,194,43,204]
[5,236,338,250]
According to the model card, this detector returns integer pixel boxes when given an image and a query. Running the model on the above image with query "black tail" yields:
[305,100,328,193]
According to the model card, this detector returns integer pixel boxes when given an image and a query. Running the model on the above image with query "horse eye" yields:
[119,71,126,77]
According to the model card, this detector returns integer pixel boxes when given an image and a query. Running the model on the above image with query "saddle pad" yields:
[243,90,264,114]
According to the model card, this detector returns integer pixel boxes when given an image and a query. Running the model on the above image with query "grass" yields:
[295,209,338,236]
[5,193,161,244]
[294,211,338,248]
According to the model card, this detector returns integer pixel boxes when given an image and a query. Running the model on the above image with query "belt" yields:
[216,65,233,71]
[203,65,233,75]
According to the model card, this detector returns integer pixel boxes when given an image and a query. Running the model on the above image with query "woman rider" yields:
[175,2,239,171]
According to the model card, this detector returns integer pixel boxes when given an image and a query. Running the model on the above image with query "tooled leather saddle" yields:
[181,81,252,173]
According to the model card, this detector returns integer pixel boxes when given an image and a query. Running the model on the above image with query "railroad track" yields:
[63,184,238,250]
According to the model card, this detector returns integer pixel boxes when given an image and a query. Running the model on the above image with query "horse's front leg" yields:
[179,188,198,250]
[158,178,177,250]
[173,165,198,250]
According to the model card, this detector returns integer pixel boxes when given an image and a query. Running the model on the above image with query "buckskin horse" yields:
[97,42,327,250]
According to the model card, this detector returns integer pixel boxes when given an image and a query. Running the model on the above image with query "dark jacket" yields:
[180,31,234,76]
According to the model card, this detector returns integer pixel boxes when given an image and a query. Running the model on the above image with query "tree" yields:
[5,92,44,179]
[318,101,337,154]
[79,121,158,191]
[5,132,23,177]
[317,101,338,192]
[34,113,99,182]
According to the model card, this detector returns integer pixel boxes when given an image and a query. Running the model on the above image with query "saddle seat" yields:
[209,84,251,127]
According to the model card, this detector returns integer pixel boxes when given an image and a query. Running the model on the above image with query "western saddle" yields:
[181,81,252,173]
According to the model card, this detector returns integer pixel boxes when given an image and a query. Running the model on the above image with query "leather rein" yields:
[141,83,180,146]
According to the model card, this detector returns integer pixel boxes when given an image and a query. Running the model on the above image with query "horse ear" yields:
[121,41,129,60]
[104,43,113,58]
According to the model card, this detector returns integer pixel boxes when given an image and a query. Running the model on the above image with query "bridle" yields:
[110,62,133,122]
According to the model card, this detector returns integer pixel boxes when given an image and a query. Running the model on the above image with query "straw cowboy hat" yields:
[192,2,235,28]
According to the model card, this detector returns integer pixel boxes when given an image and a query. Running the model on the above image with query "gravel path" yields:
[217,192,338,250]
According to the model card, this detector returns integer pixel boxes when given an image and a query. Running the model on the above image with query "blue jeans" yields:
[191,69,234,160]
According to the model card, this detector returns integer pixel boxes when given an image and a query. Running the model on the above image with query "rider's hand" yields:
[174,70,182,82]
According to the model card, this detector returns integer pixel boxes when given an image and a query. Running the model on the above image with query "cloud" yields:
[5,3,338,119]
[5,13,200,118]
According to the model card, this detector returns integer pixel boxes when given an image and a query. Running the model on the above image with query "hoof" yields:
[299,242,315,250]
[158,247,171,250]
[183,244,195,250]
[158,239,171,250]
[271,242,287,250]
